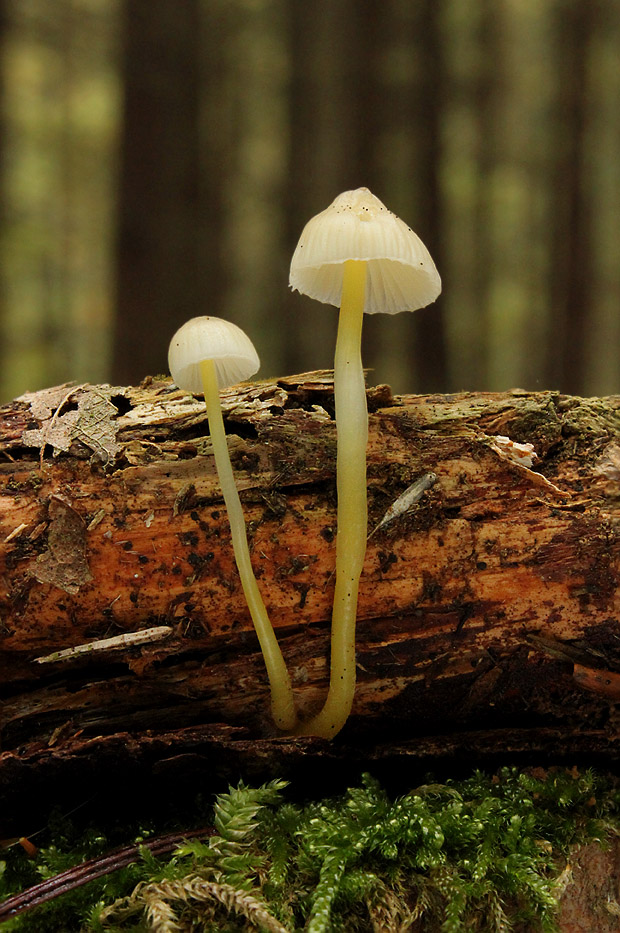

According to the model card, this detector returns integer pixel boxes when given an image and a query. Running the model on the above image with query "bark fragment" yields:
[32,496,93,595]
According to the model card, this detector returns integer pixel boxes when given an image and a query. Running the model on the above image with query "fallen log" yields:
[0,374,619,821]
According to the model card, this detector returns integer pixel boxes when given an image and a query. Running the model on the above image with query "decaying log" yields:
[0,373,619,821]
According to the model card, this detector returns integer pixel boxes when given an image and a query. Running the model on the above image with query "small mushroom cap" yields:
[168,316,260,393]
[289,187,441,314]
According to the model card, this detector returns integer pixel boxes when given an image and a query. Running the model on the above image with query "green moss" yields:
[1,767,618,932]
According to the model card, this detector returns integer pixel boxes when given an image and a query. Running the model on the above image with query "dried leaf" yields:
[33,496,92,595]
[20,383,123,464]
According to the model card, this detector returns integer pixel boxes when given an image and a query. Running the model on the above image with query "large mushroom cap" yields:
[289,187,441,314]
[168,316,260,393]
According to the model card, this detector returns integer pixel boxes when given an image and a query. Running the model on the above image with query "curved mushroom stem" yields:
[199,359,297,731]
[297,259,368,737]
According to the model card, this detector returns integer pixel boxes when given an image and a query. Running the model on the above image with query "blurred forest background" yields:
[1,0,619,403]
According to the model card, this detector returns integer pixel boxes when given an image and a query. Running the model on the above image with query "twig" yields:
[0,826,214,923]
[34,625,174,663]
[368,472,437,539]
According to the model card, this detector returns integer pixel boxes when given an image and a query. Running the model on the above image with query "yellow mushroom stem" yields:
[199,358,297,731]
[298,259,368,737]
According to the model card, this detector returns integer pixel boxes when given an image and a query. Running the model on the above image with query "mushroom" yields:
[289,187,441,737]
[168,316,296,731]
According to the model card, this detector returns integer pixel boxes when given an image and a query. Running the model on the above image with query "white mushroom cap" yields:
[289,187,441,314]
[168,316,260,393]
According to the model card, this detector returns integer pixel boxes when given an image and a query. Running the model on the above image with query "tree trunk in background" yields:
[0,375,618,825]
[546,0,595,394]
[0,0,5,361]
[199,0,234,327]
[353,1,446,392]
[112,0,202,386]
[471,0,501,390]
[283,3,449,392]
[469,0,502,386]
[408,0,448,393]
[282,0,367,377]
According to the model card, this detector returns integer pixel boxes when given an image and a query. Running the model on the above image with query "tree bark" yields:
[407,0,448,393]
[112,0,203,385]
[0,375,619,822]
[546,0,596,394]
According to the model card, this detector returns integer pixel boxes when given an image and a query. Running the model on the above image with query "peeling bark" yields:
[554,838,620,933]
[0,374,618,822]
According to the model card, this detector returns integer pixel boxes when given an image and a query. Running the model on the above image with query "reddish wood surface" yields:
[0,375,618,824]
